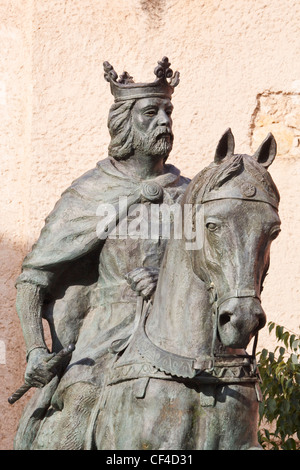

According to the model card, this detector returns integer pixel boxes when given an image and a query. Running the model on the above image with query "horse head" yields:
[185,129,281,350]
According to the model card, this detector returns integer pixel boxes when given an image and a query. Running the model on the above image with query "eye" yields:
[206,222,219,232]
[144,109,157,117]
[166,108,173,116]
[269,226,281,240]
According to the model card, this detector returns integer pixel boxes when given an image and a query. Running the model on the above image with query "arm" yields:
[16,282,46,357]
[16,282,55,387]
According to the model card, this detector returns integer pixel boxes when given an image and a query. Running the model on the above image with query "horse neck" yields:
[145,237,214,359]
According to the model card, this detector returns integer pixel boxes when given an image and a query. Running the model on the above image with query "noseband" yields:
[215,289,261,309]
[206,282,261,379]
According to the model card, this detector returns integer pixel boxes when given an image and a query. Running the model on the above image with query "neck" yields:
[146,238,214,359]
[113,151,167,180]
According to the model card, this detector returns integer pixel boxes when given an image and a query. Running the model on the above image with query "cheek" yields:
[257,241,271,275]
[203,234,225,274]
[207,233,224,256]
[256,235,271,266]
[132,115,153,134]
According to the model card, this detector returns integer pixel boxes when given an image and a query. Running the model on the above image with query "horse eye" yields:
[206,222,218,232]
[269,226,281,240]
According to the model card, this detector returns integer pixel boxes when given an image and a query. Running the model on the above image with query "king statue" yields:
[12,57,190,449]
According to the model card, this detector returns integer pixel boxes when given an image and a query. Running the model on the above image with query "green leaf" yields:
[268,351,274,363]
[280,400,290,414]
[289,335,296,349]
[268,322,275,333]
[286,378,293,390]
[260,349,268,361]
[291,354,299,365]
[276,325,283,340]
[279,346,285,357]
[283,438,297,450]
[283,331,290,348]
[267,397,277,415]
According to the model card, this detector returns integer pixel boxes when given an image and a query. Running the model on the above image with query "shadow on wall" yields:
[0,236,35,450]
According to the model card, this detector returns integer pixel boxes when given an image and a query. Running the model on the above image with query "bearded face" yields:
[107,97,174,161]
[131,97,174,160]
[133,124,174,158]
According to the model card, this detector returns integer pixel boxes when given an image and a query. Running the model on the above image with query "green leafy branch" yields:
[257,321,300,450]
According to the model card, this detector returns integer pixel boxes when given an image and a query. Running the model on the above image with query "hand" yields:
[125,267,159,299]
[25,348,56,388]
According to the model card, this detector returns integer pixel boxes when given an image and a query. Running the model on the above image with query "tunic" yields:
[16,157,190,397]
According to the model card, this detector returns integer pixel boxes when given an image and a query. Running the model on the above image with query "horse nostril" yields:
[257,311,267,330]
[219,312,232,327]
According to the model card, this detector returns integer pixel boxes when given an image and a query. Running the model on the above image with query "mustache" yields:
[152,127,174,141]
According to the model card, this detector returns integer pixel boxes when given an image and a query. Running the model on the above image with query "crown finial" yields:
[103,61,118,83]
[103,57,180,102]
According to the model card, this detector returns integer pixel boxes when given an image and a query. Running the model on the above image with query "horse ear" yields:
[253,133,277,168]
[214,128,235,163]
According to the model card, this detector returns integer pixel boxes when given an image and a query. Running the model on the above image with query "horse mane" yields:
[183,154,280,207]
[206,155,243,191]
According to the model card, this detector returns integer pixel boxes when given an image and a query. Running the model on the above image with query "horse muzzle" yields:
[217,294,266,349]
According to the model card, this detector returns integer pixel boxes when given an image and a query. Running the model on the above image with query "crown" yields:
[103,57,180,102]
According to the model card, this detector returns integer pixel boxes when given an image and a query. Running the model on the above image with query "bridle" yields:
[136,284,261,384]
[206,281,261,378]
[133,279,263,401]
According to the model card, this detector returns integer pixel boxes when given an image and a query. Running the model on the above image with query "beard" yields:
[133,126,174,159]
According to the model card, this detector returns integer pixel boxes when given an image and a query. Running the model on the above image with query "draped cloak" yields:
[14,157,190,446]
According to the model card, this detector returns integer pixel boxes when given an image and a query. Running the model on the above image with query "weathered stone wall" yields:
[0,0,33,450]
[1,0,299,449]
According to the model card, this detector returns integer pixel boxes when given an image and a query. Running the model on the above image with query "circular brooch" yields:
[141,181,164,202]
[241,182,256,198]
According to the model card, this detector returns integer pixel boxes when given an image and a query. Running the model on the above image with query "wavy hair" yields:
[107,99,136,160]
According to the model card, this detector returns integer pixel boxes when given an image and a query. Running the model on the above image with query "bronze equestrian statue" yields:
[11,58,281,450]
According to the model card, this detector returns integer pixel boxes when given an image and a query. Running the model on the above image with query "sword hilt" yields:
[8,343,75,405]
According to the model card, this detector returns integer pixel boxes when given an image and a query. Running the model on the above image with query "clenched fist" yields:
[25,348,56,388]
[125,267,159,299]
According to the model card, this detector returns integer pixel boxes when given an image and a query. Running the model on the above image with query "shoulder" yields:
[64,159,109,198]
[163,163,191,187]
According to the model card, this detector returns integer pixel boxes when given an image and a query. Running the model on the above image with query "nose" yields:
[218,297,266,349]
[157,110,171,127]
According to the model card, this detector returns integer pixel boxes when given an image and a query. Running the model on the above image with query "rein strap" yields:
[136,301,260,383]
